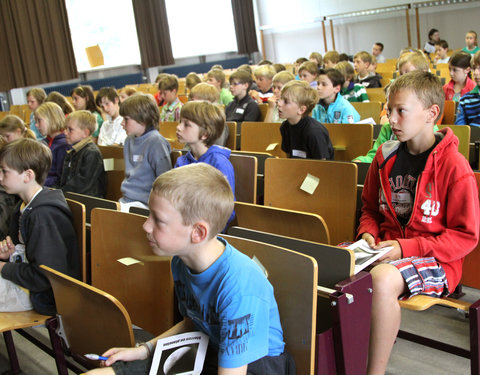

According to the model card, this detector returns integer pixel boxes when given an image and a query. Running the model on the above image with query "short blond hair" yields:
[324,51,340,65]
[309,52,323,67]
[472,50,480,68]
[206,69,226,88]
[35,102,66,134]
[281,80,319,116]
[298,61,319,76]
[388,71,444,121]
[185,73,202,91]
[190,83,220,103]
[397,51,429,72]
[254,65,276,80]
[151,163,234,238]
[65,110,97,135]
[354,51,373,64]
[334,61,355,81]
[273,71,295,85]
[180,101,225,147]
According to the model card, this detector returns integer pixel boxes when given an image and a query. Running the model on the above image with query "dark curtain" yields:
[132,0,175,68]
[231,0,259,55]
[0,0,78,92]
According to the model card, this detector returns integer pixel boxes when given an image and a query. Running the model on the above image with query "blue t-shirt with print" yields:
[171,237,285,368]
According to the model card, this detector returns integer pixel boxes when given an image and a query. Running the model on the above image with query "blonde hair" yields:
[0,138,52,185]
[298,61,319,76]
[254,65,276,80]
[118,87,137,97]
[388,71,444,121]
[273,71,295,85]
[324,51,340,65]
[281,80,319,116]
[206,69,226,88]
[472,50,480,68]
[65,110,97,135]
[0,115,36,140]
[151,163,234,237]
[180,101,225,146]
[119,94,160,131]
[26,88,47,104]
[354,51,373,64]
[46,91,74,115]
[309,52,323,67]
[185,73,202,91]
[190,83,220,103]
[398,51,429,72]
[35,102,66,134]
[334,61,355,81]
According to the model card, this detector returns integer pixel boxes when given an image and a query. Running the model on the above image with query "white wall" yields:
[255,0,480,62]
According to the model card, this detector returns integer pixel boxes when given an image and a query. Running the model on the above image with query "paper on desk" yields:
[300,173,320,195]
[355,117,376,125]
[266,143,278,151]
[103,158,114,171]
[117,257,144,266]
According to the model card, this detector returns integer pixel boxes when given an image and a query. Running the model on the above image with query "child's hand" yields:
[0,236,15,260]
[375,240,402,262]
[249,90,261,103]
[267,95,276,108]
[102,346,149,367]
[361,232,376,248]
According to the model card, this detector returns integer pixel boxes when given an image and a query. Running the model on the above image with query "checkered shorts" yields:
[390,256,449,298]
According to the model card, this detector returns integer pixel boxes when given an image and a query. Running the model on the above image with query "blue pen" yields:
[85,353,108,361]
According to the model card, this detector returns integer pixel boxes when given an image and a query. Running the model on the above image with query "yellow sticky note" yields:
[300,173,320,195]
[103,158,114,171]
[117,257,144,266]
[266,143,278,151]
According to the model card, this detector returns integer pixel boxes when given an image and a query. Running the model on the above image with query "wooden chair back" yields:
[91,209,174,335]
[442,100,457,125]
[230,154,257,204]
[159,121,184,150]
[64,192,120,224]
[233,201,330,244]
[323,123,373,161]
[258,103,269,121]
[40,265,134,364]
[240,122,286,158]
[221,235,318,375]
[351,101,382,124]
[98,145,125,201]
[226,121,237,150]
[65,198,87,283]
[170,150,182,168]
[439,125,470,160]
[264,158,358,245]
[365,88,386,103]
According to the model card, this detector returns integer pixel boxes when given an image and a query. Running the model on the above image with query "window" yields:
[165,0,238,59]
[65,0,141,72]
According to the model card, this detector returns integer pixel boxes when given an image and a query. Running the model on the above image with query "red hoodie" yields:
[358,128,479,292]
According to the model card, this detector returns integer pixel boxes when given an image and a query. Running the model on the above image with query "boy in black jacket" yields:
[0,139,80,314]
[58,110,106,197]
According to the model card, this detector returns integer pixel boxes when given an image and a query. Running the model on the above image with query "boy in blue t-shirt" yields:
[86,164,292,375]
[312,69,360,124]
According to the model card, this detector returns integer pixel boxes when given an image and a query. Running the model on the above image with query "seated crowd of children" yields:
[1,27,480,374]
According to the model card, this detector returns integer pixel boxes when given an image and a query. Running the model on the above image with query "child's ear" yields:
[23,169,35,183]
[333,84,341,94]
[297,104,308,116]
[191,222,208,243]
[466,66,472,74]
[426,104,441,123]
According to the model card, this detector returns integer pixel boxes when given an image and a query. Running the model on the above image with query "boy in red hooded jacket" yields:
[358,71,480,375]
